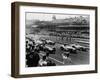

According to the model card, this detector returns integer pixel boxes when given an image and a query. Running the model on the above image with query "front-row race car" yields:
[70,44,87,51]
[60,44,77,54]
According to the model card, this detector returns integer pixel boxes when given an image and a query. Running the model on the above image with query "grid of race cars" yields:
[26,36,89,67]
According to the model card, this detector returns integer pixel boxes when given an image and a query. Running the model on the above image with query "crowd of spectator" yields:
[26,38,56,67]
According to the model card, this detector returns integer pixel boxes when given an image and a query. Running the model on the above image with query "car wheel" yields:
[60,47,64,50]
[73,50,77,54]
[53,43,55,45]
[82,48,87,51]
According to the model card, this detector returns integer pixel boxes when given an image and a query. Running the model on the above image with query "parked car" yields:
[60,44,77,53]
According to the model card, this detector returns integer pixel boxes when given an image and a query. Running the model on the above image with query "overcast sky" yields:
[26,12,89,21]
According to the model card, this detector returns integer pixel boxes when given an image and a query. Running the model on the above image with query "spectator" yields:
[47,60,56,66]
[26,41,28,47]
[39,56,47,66]
[34,46,40,53]
[46,52,49,60]
[26,41,30,53]
[32,40,35,50]
[26,50,40,67]
[62,51,72,65]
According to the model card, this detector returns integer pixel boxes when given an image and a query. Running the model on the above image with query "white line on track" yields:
[49,57,64,64]
[39,53,63,64]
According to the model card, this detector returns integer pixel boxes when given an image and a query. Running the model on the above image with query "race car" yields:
[44,46,56,54]
[35,40,44,45]
[35,43,56,54]
[70,44,87,51]
[39,45,56,54]
[45,40,55,45]
[39,38,47,44]
[60,44,77,54]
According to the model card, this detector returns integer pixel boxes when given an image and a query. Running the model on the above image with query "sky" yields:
[26,12,89,21]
